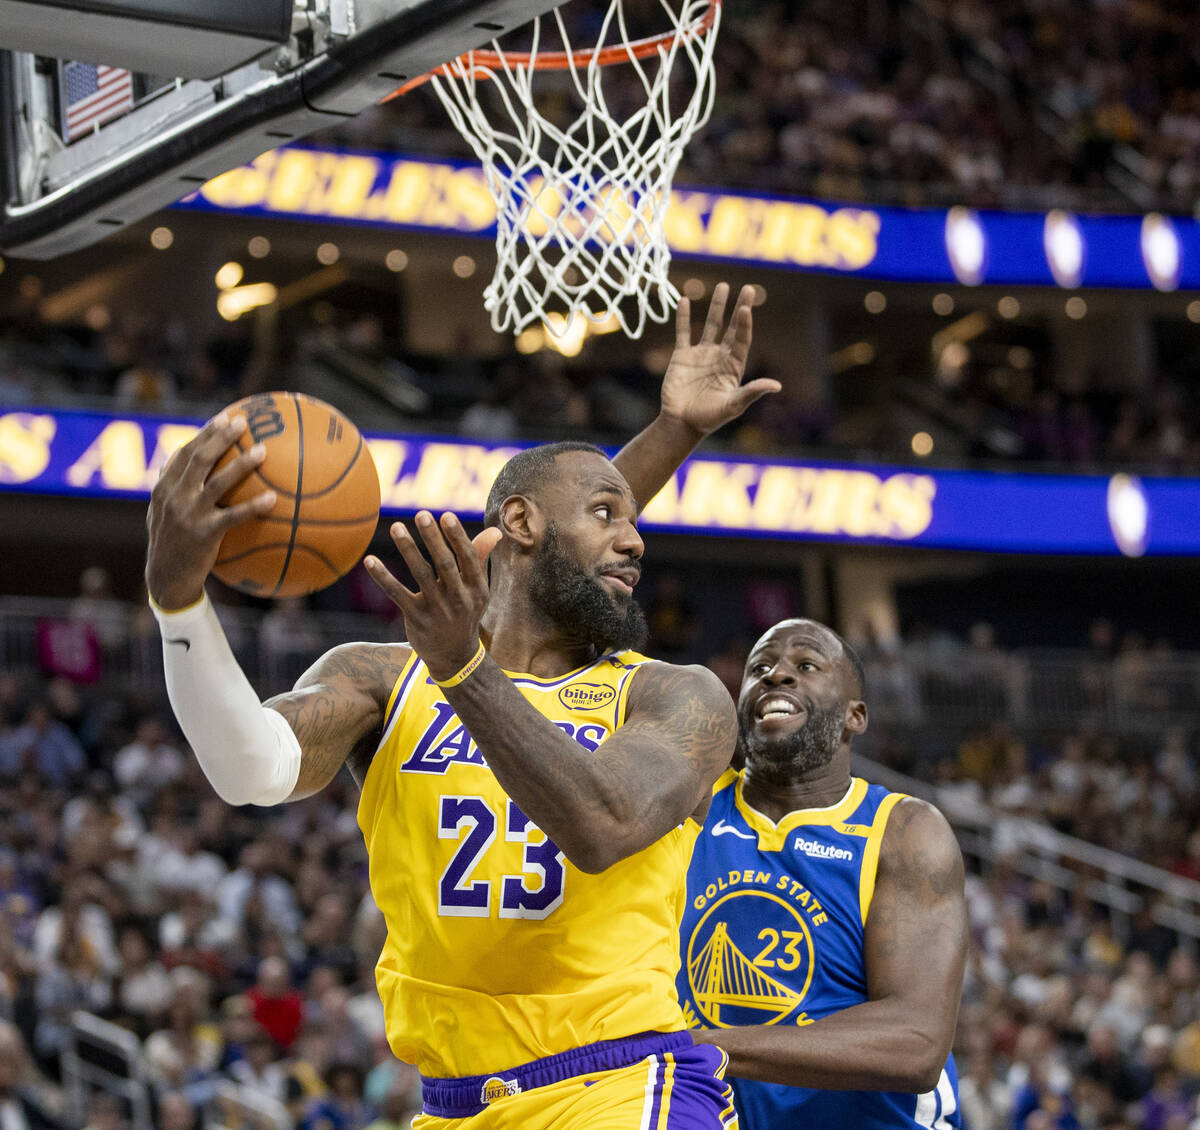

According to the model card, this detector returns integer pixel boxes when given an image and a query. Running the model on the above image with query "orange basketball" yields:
[210,392,381,598]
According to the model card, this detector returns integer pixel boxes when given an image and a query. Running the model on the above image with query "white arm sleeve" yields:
[151,593,302,807]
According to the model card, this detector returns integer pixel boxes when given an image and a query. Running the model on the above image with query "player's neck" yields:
[741,751,853,822]
[481,601,600,678]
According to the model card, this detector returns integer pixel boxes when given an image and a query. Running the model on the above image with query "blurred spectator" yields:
[142,981,222,1096]
[301,1062,369,1130]
[217,844,301,939]
[0,703,86,788]
[82,1091,126,1130]
[225,1025,288,1105]
[260,600,325,686]
[246,957,305,1054]
[156,1091,198,1130]
[0,1021,67,1130]
[112,718,185,806]
[113,924,172,1034]
[69,567,127,654]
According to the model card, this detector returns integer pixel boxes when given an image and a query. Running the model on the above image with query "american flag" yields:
[60,62,134,142]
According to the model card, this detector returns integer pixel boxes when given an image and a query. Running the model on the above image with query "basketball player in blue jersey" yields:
[143,284,781,1129]
[674,618,967,1128]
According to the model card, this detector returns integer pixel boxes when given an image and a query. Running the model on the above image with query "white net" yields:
[428,0,721,339]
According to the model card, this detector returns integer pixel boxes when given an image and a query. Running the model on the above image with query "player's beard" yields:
[529,524,648,653]
[737,697,846,776]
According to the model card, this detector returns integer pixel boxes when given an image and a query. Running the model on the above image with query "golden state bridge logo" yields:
[558,683,617,711]
[686,891,815,1027]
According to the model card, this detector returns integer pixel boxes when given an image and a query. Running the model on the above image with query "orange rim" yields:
[382,0,720,101]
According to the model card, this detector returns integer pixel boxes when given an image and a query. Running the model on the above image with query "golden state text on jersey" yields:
[358,650,700,1079]
[677,770,961,1129]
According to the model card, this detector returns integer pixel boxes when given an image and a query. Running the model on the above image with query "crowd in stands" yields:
[2,566,1200,1128]
[938,0,1200,215]
[342,0,1200,213]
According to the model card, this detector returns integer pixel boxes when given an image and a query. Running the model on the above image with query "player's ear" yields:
[844,698,868,737]
[498,495,538,548]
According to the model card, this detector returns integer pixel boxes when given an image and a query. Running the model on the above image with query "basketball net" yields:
[418,0,721,339]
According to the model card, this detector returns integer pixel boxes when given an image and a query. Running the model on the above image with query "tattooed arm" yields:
[442,659,737,873]
[692,798,966,1092]
[266,642,410,797]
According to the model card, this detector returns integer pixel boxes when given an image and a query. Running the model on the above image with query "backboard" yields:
[0,0,565,259]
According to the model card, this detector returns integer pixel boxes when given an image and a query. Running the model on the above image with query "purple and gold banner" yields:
[173,146,1198,291]
[0,407,1191,556]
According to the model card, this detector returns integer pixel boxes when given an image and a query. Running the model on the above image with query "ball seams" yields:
[216,541,345,573]
[230,424,370,500]
[272,392,305,597]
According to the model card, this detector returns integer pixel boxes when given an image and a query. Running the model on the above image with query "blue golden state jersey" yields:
[358,649,699,1080]
[677,770,960,1129]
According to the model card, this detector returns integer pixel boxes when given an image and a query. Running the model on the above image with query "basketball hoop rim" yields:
[383,0,720,101]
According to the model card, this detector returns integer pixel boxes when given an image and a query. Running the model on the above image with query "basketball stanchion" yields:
[386,0,722,340]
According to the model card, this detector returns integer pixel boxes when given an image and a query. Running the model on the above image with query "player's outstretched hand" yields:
[145,412,276,611]
[364,512,503,682]
[660,282,780,438]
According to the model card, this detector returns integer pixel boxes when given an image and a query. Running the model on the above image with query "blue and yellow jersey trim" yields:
[858,791,906,923]
[709,770,908,923]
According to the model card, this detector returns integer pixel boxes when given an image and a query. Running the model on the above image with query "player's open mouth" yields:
[754,696,805,726]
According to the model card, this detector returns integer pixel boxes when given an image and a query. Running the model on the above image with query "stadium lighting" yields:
[1188,301,1200,324]
[997,296,1020,319]
[316,243,340,266]
[386,250,409,272]
[149,226,173,250]
[683,278,705,300]
[1045,210,1085,288]
[864,291,886,314]
[1107,474,1148,557]
[932,293,954,316]
[911,432,934,457]
[214,261,243,290]
[217,282,278,322]
[1065,296,1087,320]
[248,237,271,259]
[453,255,477,279]
[1141,214,1181,292]
[945,207,986,285]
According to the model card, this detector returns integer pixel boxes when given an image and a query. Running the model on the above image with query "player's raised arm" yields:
[612,282,778,511]
[145,412,397,805]
[692,798,967,1092]
[365,507,737,874]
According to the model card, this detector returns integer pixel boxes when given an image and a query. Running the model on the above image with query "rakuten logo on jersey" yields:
[792,836,854,862]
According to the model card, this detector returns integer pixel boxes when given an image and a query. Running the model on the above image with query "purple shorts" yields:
[416,1030,738,1128]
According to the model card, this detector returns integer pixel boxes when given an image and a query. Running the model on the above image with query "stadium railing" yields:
[855,754,1200,943]
[0,598,1195,731]
[60,1010,153,1130]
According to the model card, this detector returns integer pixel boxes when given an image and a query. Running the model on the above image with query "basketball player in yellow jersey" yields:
[144,284,780,1129]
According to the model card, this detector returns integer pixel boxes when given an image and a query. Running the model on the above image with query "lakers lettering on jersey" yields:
[677,770,961,1130]
[358,648,699,1080]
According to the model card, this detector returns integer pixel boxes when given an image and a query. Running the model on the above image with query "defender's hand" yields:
[145,412,276,610]
[661,282,779,437]
[364,511,503,681]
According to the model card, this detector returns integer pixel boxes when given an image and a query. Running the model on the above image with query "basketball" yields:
[209,392,381,598]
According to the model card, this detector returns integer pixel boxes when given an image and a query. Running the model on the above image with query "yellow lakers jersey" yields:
[357,649,700,1078]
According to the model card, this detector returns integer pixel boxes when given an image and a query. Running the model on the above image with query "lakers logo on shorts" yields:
[481,1077,521,1104]
[686,891,815,1027]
